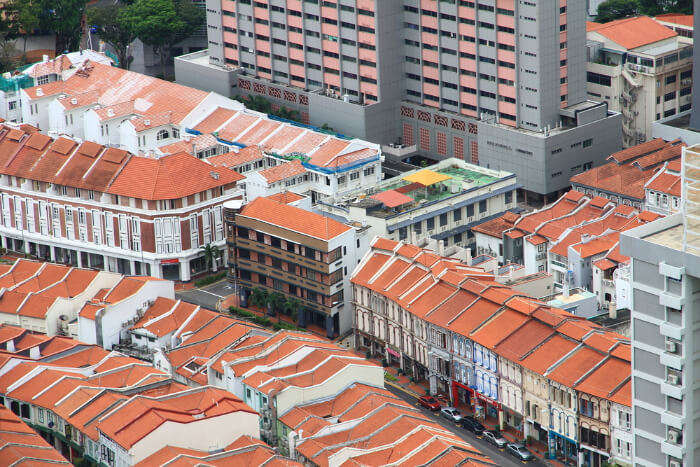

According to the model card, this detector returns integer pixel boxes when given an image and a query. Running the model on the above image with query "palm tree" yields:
[250,287,269,310]
[200,243,221,273]
[268,292,285,317]
[284,297,303,322]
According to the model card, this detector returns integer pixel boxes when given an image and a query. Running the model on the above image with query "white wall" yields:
[128,410,260,463]
[97,279,175,349]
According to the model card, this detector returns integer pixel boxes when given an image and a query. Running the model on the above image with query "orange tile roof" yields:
[206,146,264,168]
[194,107,237,133]
[258,159,306,184]
[23,61,209,125]
[594,258,616,270]
[572,140,681,199]
[108,151,244,199]
[0,404,70,465]
[646,170,681,197]
[587,16,677,49]
[266,191,305,205]
[238,196,352,240]
[370,189,414,208]
[654,13,694,27]
[472,211,519,238]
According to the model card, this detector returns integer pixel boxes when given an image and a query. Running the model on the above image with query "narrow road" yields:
[384,384,548,467]
[175,280,234,311]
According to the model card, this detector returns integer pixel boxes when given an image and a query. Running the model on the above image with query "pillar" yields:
[179,260,191,281]
[297,308,306,328]
[76,251,83,268]
[498,409,505,430]
[1,236,6,249]
[129,260,135,275]
[325,314,334,339]
[429,374,437,395]
[23,240,30,255]
[50,246,56,262]
[102,255,108,271]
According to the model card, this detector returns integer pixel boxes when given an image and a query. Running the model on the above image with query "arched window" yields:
[156,129,170,141]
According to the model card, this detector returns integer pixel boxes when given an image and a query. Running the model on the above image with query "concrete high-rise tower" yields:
[176,0,622,201]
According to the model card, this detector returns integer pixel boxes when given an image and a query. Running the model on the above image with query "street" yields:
[175,280,234,311]
[384,385,548,467]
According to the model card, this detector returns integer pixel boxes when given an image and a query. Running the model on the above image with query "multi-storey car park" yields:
[176,0,622,202]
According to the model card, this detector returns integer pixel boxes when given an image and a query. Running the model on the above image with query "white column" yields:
[129,260,135,275]
[179,260,191,282]
[50,246,56,262]
[76,251,83,268]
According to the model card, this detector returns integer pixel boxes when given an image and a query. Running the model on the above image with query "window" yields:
[479,200,487,213]
[156,129,170,140]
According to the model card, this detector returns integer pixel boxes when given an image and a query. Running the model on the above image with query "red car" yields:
[418,396,441,411]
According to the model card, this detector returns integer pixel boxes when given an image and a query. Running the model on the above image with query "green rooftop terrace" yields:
[378,166,500,205]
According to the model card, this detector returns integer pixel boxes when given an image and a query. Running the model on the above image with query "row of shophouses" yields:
[352,237,633,467]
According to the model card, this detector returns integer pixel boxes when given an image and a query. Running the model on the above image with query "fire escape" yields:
[620,67,643,146]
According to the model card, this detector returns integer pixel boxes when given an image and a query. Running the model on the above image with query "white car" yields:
[483,430,508,448]
[439,407,463,423]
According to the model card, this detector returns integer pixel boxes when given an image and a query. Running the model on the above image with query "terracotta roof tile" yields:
[239,196,351,240]
[108,152,244,200]
[258,159,306,184]
[587,16,677,49]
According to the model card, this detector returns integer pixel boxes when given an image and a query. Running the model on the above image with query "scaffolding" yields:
[683,146,700,255]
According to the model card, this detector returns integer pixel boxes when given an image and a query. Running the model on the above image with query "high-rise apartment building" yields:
[619,144,700,467]
[176,0,622,200]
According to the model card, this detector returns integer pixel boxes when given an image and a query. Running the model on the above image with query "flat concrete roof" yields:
[643,223,684,251]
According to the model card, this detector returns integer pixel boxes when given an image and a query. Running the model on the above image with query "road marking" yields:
[192,289,224,298]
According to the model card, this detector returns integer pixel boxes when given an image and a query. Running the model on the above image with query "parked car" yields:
[460,416,485,436]
[439,407,463,423]
[506,443,535,461]
[483,430,508,448]
[418,396,441,411]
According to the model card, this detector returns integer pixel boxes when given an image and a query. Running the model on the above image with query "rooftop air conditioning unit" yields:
[665,340,678,354]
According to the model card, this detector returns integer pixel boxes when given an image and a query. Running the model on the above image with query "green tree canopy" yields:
[122,0,204,77]
[36,0,88,55]
[596,0,639,23]
[86,4,137,69]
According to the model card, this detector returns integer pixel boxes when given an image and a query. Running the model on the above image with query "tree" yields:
[638,0,693,15]
[199,243,221,273]
[283,297,303,322]
[1,0,39,55]
[86,4,137,69]
[123,0,204,78]
[268,292,285,317]
[595,0,638,23]
[32,0,88,55]
[249,287,269,310]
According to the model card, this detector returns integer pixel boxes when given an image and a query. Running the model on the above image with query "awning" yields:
[161,259,179,265]
[402,169,452,187]
[593,258,616,270]
[386,347,400,358]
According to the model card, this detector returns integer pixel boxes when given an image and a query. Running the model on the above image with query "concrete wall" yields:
[478,112,621,195]
[175,51,237,97]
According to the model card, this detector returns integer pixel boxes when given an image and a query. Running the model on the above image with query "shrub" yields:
[384,372,398,382]
[194,271,226,287]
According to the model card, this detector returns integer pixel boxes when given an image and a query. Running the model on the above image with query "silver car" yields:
[439,406,463,423]
[483,431,508,448]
